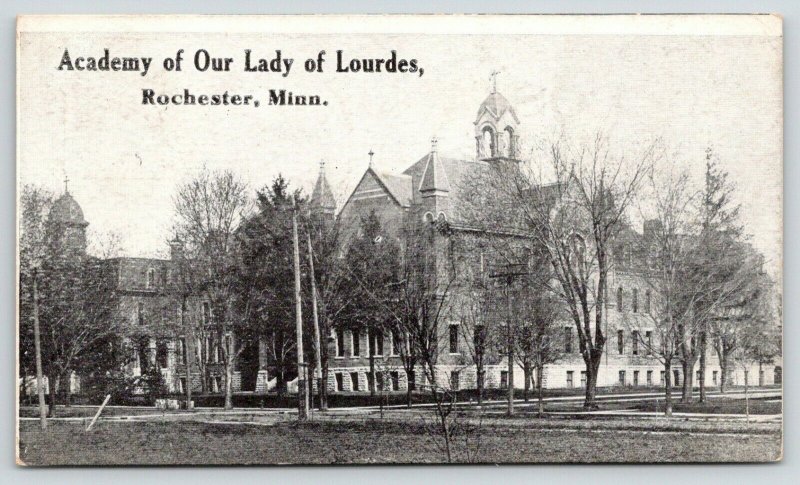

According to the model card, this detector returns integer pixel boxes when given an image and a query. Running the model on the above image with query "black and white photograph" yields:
[15,14,783,465]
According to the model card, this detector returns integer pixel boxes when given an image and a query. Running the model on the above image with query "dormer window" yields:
[146,268,155,289]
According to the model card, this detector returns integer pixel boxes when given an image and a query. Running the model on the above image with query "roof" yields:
[49,192,87,225]
[418,149,451,194]
[373,170,413,207]
[476,92,520,124]
[310,169,336,210]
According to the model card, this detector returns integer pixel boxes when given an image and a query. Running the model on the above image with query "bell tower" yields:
[474,71,520,162]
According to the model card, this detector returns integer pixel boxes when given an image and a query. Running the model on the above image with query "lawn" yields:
[18,417,782,465]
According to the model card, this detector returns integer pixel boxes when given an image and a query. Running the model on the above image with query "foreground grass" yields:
[18,418,781,465]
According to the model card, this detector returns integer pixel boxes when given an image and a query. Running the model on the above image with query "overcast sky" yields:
[18,16,782,278]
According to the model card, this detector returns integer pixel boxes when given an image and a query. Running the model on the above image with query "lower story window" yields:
[566,371,574,388]
[390,371,400,391]
[350,372,360,391]
[407,371,416,391]
[646,370,653,386]
[335,373,344,392]
[500,371,509,389]
[450,371,460,391]
[618,370,626,386]
[580,371,587,388]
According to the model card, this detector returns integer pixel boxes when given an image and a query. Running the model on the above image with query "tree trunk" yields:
[537,365,544,418]
[65,372,72,408]
[405,363,415,408]
[321,358,329,410]
[32,271,47,428]
[681,359,694,404]
[47,372,58,418]
[369,351,376,397]
[744,368,750,421]
[224,362,234,410]
[183,298,194,411]
[664,362,673,417]
[523,364,531,402]
[476,368,484,407]
[584,354,602,409]
[719,351,728,393]
[698,331,707,403]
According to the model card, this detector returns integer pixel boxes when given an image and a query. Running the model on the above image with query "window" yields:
[696,370,701,383]
[580,371,587,388]
[618,370,626,386]
[137,302,145,326]
[372,329,384,356]
[645,290,651,313]
[179,377,187,394]
[391,330,401,356]
[673,370,680,386]
[350,372,360,391]
[450,371,460,390]
[202,302,211,325]
[366,372,374,392]
[391,371,400,391]
[352,329,360,357]
[449,325,459,354]
[617,330,624,355]
[566,371,574,388]
[376,372,385,391]
[661,370,666,384]
[617,287,624,311]
[473,325,485,353]
[713,370,718,385]
[632,331,639,355]
[336,372,344,392]
[645,331,652,354]
[500,371,509,389]
[160,266,168,287]
[646,370,653,386]
[336,329,345,357]
[177,338,187,365]
[632,289,639,313]
[407,371,416,391]
[564,326,573,353]
[146,268,155,289]
[633,370,639,386]
[212,376,221,393]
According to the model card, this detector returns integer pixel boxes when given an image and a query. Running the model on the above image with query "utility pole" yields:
[307,231,325,410]
[32,267,47,429]
[490,263,528,417]
[292,195,308,420]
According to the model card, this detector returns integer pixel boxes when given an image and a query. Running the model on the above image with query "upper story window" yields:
[617,329,624,355]
[449,325,459,354]
[146,268,156,289]
[616,287,624,311]
[645,290,652,313]
[632,289,639,313]
[137,302,145,326]
[336,328,345,357]
[202,302,211,325]
[564,326,573,353]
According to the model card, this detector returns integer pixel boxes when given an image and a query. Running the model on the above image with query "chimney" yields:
[170,236,184,261]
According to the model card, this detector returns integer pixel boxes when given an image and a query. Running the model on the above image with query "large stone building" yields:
[322,88,782,394]
[27,88,780,401]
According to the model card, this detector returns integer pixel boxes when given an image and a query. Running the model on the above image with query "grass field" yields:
[18,417,782,465]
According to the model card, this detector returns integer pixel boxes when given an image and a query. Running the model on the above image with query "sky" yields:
[17,16,782,278]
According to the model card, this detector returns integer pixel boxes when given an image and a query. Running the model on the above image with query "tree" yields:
[173,168,251,410]
[19,185,128,417]
[341,211,401,396]
[462,134,658,408]
[627,169,697,415]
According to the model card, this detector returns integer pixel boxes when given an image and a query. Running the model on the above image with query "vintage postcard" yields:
[16,14,782,465]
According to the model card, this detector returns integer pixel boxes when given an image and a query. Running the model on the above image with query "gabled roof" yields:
[340,167,413,214]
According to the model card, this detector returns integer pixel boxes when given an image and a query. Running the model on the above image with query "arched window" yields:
[632,289,639,313]
[504,126,515,158]
[617,287,624,311]
[146,268,155,289]
[481,126,496,158]
[645,290,651,313]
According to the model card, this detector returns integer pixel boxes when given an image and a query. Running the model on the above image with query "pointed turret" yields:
[419,137,450,196]
[310,161,336,216]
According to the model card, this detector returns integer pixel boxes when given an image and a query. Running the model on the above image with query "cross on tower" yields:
[319,160,326,173]
[490,70,501,94]
[368,149,375,167]
[64,175,70,194]
[431,136,438,153]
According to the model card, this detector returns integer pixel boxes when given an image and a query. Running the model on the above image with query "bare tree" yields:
[173,168,251,410]
[462,133,658,408]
